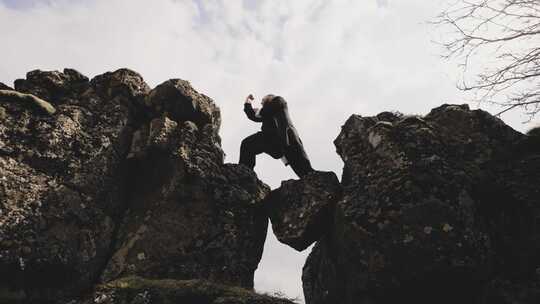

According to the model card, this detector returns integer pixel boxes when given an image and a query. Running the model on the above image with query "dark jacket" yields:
[244,96,310,163]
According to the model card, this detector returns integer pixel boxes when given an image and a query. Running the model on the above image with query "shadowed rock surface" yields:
[265,171,341,251]
[0,68,144,301]
[0,82,13,90]
[302,235,339,304]
[303,105,540,304]
[101,111,269,287]
[474,130,540,304]
[0,69,270,303]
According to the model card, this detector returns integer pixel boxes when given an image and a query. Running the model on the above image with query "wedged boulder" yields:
[265,171,342,251]
[70,276,296,304]
[101,80,268,289]
[304,104,528,304]
[0,69,146,301]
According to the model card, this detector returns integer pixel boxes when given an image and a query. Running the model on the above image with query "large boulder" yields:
[69,276,296,304]
[14,69,90,103]
[100,81,268,289]
[0,68,146,301]
[475,132,540,304]
[144,79,220,131]
[303,105,534,304]
[90,68,150,102]
[265,171,342,251]
[0,69,270,303]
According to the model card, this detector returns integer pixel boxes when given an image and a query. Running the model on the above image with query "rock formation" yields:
[101,79,269,288]
[1,68,142,301]
[301,105,540,304]
[265,171,341,251]
[0,69,280,303]
[2,68,539,304]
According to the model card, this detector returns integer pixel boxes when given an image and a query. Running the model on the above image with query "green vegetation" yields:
[0,90,56,115]
[94,276,297,304]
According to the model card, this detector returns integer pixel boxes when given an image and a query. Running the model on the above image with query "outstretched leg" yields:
[286,144,314,178]
[239,132,267,169]
[290,156,314,178]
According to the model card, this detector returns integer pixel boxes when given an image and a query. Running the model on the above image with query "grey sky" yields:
[1,0,45,9]
[377,0,389,7]
[0,0,536,302]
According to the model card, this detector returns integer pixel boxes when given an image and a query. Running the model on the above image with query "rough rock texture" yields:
[0,82,13,90]
[303,105,540,304]
[4,68,539,304]
[14,69,91,103]
[144,79,220,129]
[0,69,269,303]
[101,104,268,288]
[70,276,296,304]
[0,68,144,301]
[302,235,339,304]
[265,171,341,251]
[475,132,540,304]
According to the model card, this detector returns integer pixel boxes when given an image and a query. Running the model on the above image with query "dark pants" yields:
[239,132,314,178]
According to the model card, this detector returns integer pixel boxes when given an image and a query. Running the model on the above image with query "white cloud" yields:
[0,0,536,302]
[377,0,389,7]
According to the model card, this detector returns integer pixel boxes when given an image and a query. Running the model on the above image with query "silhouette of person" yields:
[239,94,314,178]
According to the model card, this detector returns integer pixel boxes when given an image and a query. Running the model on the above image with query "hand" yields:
[245,94,254,103]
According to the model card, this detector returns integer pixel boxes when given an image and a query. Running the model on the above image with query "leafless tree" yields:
[434,0,540,119]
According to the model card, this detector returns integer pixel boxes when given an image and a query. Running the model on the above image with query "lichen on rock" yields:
[304,104,539,304]
[0,68,144,301]
[265,171,342,251]
[0,90,57,115]
[3,68,539,304]
[70,275,297,304]
[0,68,270,303]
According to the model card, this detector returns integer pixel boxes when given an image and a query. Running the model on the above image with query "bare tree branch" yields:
[433,0,540,119]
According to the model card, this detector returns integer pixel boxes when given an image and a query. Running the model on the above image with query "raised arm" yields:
[244,102,263,122]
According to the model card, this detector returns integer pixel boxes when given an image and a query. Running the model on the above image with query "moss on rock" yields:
[0,89,56,115]
[76,276,297,304]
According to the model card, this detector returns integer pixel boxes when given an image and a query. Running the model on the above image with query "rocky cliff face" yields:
[2,69,539,304]
[0,69,143,301]
[299,105,540,304]
[0,69,279,304]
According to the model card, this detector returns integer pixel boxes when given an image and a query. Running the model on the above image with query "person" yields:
[239,94,314,178]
